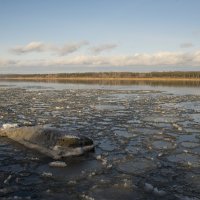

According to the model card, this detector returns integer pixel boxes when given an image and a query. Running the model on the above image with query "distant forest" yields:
[1,71,200,79]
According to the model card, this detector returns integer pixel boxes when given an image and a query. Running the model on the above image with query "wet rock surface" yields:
[0,84,200,199]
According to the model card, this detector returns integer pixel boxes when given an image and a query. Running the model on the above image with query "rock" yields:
[0,125,94,159]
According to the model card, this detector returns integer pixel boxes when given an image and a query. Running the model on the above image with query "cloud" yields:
[0,58,17,66]
[52,51,199,67]
[90,44,118,54]
[59,41,89,55]
[180,43,194,48]
[11,42,46,54]
[2,51,200,68]
[10,41,89,55]
[192,30,200,36]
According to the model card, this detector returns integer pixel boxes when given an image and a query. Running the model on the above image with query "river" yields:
[0,80,200,200]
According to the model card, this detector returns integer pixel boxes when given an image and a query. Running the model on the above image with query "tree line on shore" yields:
[1,71,200,79]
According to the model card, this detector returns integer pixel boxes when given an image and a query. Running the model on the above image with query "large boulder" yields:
[0,124,94,159]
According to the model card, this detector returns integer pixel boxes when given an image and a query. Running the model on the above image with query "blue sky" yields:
[0,0,200,73]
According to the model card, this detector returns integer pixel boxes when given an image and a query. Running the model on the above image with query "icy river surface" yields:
[0,80,200,200]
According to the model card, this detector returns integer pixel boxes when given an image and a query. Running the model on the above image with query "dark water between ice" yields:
[0,80,200,200]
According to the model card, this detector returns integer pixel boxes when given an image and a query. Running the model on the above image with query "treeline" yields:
[1,71,200,79]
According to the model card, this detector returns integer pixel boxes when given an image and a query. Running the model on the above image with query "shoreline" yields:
[1,77,200,82]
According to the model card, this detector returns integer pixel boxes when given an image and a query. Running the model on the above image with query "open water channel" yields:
[0,80,200,200]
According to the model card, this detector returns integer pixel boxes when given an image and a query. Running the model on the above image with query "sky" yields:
[0,0,200,74]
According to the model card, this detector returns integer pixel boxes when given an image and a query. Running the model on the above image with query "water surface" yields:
[0,80,200,199]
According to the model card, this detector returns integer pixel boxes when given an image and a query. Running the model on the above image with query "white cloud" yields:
[11,42,46,54]
[59,41,89,55]
[52,51,199,67]
[180,43,194,48]
[2,51,200,68]
[0,58,17,66]
[90,44,118,54]
[10,41,89,55]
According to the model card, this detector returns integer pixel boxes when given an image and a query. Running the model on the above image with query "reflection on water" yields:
[2,78,200,87]
[1,79,200,96]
